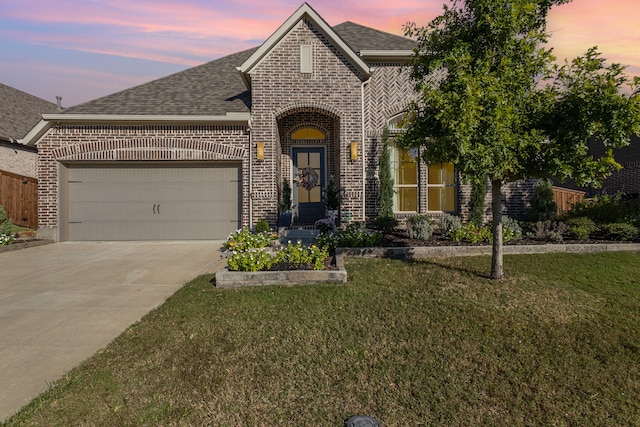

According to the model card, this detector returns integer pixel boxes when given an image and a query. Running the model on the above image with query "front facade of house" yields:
[28,3,521,242]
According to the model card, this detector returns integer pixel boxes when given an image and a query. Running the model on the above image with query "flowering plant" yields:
[223,227,277,252]
[315,217,337,234]
[0,233,14,246]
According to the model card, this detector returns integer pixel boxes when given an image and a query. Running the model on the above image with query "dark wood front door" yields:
[293,147,325,224]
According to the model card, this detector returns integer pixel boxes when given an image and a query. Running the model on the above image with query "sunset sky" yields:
[1,0,638,107]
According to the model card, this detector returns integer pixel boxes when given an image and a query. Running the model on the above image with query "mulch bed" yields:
[378,230,627,248]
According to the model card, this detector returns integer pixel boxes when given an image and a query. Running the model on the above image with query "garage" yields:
[61,162,241,241]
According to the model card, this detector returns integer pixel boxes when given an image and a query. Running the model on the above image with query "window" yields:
[427,162,456,212]
[391,147,418,212]
[300,44,313,74]
[291,128,325,140]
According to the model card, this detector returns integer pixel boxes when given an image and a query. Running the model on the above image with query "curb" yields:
[337,243,640,259]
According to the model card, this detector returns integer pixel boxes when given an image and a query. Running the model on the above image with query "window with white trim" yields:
[390,146,419,212]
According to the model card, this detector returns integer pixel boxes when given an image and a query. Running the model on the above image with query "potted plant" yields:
[279,179,293,227]
[324,175,341,223]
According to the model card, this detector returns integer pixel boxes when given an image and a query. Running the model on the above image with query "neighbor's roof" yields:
[0,83,57,140]
[64,21,416,116]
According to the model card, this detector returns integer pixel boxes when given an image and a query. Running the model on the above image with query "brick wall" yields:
[599,161,640,197]
[36,124,249,239]
[249,18,364,225]
[0,143,37,178]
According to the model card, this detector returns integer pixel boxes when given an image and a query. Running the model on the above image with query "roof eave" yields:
[22,113,251,146]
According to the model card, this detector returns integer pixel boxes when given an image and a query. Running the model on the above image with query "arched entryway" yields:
[277,108,340,225]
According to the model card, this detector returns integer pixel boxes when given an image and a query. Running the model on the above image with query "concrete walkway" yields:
[0,241,226,422]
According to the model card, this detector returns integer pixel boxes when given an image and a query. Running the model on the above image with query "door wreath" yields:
[296,167,320,191]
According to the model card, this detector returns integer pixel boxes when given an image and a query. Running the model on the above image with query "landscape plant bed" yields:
[379,229,639,247]
[216,253,347,288]
[0,239,52,253]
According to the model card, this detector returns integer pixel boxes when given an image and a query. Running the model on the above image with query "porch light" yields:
[350,141,358,161]
[256,141,265,161]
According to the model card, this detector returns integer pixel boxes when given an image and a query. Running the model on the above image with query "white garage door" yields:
[63,162,241,241]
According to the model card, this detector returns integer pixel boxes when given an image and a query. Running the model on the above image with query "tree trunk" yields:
[490,179,503,280]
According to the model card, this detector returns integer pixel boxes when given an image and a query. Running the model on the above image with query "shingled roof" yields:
[65,21,416,116]
[0,83,57,140]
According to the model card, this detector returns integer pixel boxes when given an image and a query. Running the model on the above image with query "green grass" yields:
[5,252,640,426]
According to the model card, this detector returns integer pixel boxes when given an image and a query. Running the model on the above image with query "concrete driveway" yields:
[0,241,226,422]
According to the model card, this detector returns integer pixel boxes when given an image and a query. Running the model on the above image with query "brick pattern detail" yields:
[458,179,537,223]
[37,125,249,234]
[0,145,37,178]
[249,19,365,226]
[599,162,640,197]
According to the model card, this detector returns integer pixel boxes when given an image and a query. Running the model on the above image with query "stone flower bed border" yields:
[216,252,348,288]
[215,242,640,288]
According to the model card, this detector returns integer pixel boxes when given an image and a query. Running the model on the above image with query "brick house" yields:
[0,83,57,178]
[1,83,57,229]
[24,2,628,242]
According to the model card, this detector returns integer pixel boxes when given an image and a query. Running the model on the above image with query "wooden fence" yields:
[0,170,38,229]
[553,186,585,215]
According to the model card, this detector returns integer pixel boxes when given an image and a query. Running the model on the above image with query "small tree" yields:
[468,178,487,227]
[378,127,395,218]
[279,179,292,211]
[324,175,341,211]
[402,0,640,279]
[529,179,557,222]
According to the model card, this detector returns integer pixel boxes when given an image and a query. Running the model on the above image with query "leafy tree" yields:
[401,0,640,279]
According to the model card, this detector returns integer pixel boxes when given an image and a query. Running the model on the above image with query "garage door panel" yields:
[64,163,241,241]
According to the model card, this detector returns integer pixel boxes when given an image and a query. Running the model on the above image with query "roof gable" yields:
[237,3,371,87]
[0,83,57,140]
[55,4,416,120]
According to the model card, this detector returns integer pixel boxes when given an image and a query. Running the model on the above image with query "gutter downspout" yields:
[361,76,371,222]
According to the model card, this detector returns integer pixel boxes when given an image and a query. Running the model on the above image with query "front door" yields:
[292,147,325,224]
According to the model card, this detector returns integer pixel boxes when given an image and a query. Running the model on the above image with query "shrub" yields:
[223,227,277,251]
[324,175,342,211]
[439,213,463,236]
[526,220,568,242]
[226,243,329,272]
[255,219,270,233]
[271,243,328,271]
[468,179,487,228]
[372,215,398,234]
[565,217,596,240]
[315,217,337,234]
[596,223,639,241]
[407,215,434,240]
[315,223,381,250]
[0,204,13,236]
[1,233,15,246]
[502,216,523,243]
[529,179,557,222]
[451,223,492,244]
[377,127,394,218]
[279,180,292,211]
[568,194,639,226]
[226,249,274,272]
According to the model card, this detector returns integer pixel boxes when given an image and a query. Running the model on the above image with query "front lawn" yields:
[5,252,640,426]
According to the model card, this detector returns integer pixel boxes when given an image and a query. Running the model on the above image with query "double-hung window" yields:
[427,162,456,212]
[390,146,418,212]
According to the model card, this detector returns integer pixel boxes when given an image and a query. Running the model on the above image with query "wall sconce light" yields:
[350,141,358,161]
[256,141,265,161]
